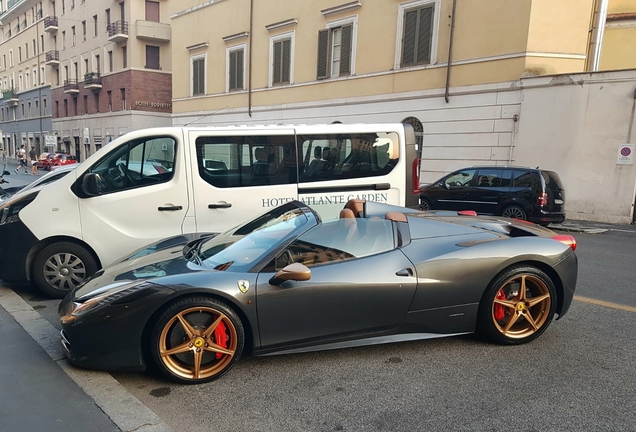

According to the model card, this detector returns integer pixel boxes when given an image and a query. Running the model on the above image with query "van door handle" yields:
[158,205,183,211]
[395,268,413,277]
[208,203,232,209]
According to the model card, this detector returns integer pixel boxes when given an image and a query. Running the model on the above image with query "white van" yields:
[0,123,419,297]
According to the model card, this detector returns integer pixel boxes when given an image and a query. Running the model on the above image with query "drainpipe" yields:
[588,0,608,72]
[248,0,254,117]
[444,0,457,103]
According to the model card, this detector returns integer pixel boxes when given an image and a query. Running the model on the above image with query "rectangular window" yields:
[107,90,112,111]
[145,0,159,22]
[228,47,244,91]
[122,46,127,68]
[400,3,435,67]
[192,56,205,96]
[93,15,98,37]
[32,39,36,56]
[145,45,160,69]
[8,50,12,67]
[108,50,113,72]
[272,38,291,86]
[95,54,100,73]
[62,31,66,50]
[82,20,86,41]
[105,9,110,29]
[55,100,59,117]
[317,24,353,80]
[84,95,88,114]
[121,88,126,110]
[195,135,296,188]
[18,47,22,62]
[40,35,44,52]
[64,99,68,117]
[62,0,65,14]
[73,96,77,116]
[72,26,76,46]
[297,132,399,183]
[25,44,29,59]
[94,92,100,113]
[43,98,47,115]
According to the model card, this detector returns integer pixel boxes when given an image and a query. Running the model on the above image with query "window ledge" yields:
[222,31,248,42]
[265,18,298,31]
[321,1,362,17]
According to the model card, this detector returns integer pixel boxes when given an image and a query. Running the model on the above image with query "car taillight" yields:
[552,234,576,251]
[458,210,477,216]
[538,192,548,206]
[412,158,419,195]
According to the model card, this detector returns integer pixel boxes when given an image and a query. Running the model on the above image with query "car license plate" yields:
[554,199,564,205]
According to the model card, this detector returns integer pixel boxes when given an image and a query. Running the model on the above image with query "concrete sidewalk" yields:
[0,305,119,432]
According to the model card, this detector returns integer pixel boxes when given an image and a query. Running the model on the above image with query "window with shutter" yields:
[273,38,291,85]
[316,23,354,80]
[228,48,244,91]
[401,5,434,67]
[192,57,205,96]
[145,45,160,69]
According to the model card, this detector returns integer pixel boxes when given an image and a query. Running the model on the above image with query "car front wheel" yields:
[150,296,244,384]
[477,265,557,345]
[32,242,98,299]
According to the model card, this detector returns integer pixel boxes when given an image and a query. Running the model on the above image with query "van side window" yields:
[476,169,505,187]
[297,132,399,183]
[88,136,176,194]
[513,170,534,188]
[195,135,296,188]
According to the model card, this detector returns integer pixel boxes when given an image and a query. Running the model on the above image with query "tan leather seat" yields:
[344,199,365,217]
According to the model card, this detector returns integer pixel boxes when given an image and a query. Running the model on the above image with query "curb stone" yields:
[0,286,173,432]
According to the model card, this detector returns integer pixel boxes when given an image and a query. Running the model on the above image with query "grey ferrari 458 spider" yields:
[59,199,577,384]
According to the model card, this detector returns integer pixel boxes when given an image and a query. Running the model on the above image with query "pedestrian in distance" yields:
[29,146,40,175]
[15,145,28,174]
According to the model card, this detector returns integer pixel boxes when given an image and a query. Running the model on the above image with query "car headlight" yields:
[0,192,39,225]
[72,281,154,316]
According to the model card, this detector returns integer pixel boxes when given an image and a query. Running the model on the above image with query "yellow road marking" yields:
[574,296,636,313]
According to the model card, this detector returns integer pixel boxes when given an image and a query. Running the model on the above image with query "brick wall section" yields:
[50,70,172,118]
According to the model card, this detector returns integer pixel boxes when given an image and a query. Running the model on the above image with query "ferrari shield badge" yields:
[238,280,250,293]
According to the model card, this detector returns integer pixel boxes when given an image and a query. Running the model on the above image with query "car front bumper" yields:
[58,284,177,371]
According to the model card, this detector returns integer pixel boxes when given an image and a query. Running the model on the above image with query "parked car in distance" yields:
[49,154,78,170]
[35,152,51,169]
[419,166,566,226]
[58,198,577,384]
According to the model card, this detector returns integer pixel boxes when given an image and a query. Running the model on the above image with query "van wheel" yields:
[32,242,98,299]
[420,198,432,211]
[502,205,526,220]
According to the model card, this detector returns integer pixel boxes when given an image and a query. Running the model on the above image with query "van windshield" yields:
[194,202,313,272]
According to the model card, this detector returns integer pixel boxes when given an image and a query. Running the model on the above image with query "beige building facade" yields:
[600,0,636,71]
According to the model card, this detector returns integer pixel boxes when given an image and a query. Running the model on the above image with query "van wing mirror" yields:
[81,173,100,196]
[269,262,311,286]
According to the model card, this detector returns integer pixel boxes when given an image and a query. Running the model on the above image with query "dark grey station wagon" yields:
[419,166,566,226]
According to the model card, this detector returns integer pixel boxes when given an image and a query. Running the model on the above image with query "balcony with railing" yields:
[135,20,171,43]
[64,79,79,94]
[44,16,58,32]
[107,21,129,43]
[84,73,102,90]
[2,88,19,106]
[45,50,60,66]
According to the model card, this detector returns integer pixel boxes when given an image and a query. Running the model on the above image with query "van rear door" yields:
[541,170,565,213]
[188,130,298,233]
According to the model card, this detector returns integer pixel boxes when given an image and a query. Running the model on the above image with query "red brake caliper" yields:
[214,321,228,360]
[494,289,506,321]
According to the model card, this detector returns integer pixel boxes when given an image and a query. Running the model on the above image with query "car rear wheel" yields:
[502,205,526,220]
[420,197,432,211]
[150,296,244,384]
[477,265,557,345]
[32,242,98,299]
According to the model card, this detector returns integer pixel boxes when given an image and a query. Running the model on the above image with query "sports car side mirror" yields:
[2,170,9,176]
[269,263,311,286]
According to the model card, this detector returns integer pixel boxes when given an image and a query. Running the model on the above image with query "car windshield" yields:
[195,202,313,272]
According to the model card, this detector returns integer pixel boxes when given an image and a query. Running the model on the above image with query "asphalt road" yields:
[6,228,636,432]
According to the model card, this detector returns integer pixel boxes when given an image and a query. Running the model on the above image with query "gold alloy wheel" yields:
[159,306,238,381]
[492,274,552,339]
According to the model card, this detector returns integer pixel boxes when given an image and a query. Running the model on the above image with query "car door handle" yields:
[208,202,232,209]
[395,268,413,277]
[158,205,183,211]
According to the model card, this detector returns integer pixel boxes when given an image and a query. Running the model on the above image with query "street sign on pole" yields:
[83,128,90,145]
[45,135,57,147]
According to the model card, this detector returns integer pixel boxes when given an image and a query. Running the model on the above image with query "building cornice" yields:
[171,0,227,20]
[186,42,209,51]
[222,31,248,42]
